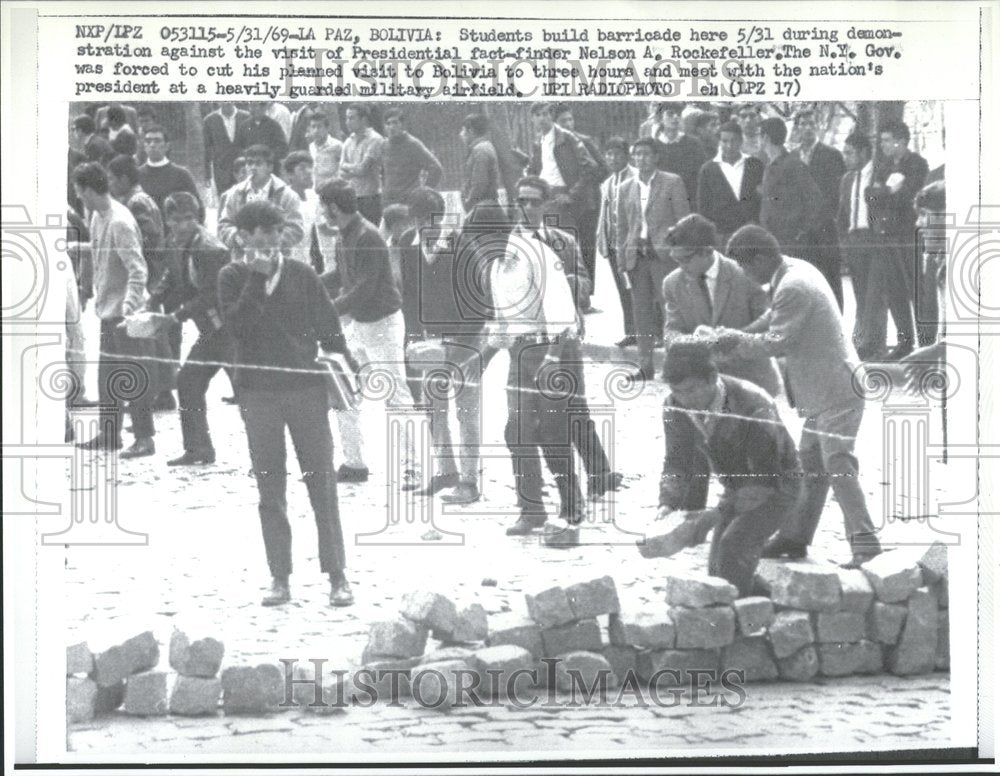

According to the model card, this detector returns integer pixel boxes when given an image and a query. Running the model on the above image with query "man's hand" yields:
[248,255,274,276]
[713,328,745,354]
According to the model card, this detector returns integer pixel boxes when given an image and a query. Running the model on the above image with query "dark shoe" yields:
[760,536,808,560]
[329,576,355,607]
[416,472,459,496]
[167,448,216,466]
[582,305,601,315]
[120,437,155,459]
[506,512,546,536]
[615,335,637,348]
[337,464,369,483]
[261,578,291,607]
[842,535,883,569]
[588,471,623,500]
[221,396,238,405]
[441,481,481,504]
[543,520,580,548]
[76,434,123,452]
[153,391,177,411]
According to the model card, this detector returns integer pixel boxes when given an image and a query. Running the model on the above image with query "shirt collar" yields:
[715,151,747,167]
[704,251,721,280]
[144,157,170,168]
[264,252,285,295]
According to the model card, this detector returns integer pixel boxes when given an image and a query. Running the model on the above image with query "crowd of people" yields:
[64,99,947,608]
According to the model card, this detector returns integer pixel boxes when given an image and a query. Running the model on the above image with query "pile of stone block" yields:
[67,631,159,723]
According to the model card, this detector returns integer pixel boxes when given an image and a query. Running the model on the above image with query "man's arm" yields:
[112,221,148,317]
[175,167,205,223]
[668,175,692,224]
[415,138,443,189]
[661,276,693,340]
[566,135,599,203]
[695,163,713,219]
[332,231,386,316]
[595,180,611,259]
[727,280,809,359]
[659,408,699,509]
[218,262,267,338]
[277,188,305,250]
[174,246,229,326]
[216,188,241,250]
[463,145,493,212]
[341,136,383,178]
[306,266,351,356]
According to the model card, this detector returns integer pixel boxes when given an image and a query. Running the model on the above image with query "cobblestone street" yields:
[62,258,953,756]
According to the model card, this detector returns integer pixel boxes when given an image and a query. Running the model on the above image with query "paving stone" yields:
[768,611,814,659]
[67,643,94,677]
[935,610,949,670]
[170,676,222,716]
[600,646,638,687]
[288,664,348,714]
[734,597,774,638]
[221,664,284,714]
[122,670,169,716]
[525,586,575,629]
[608,612,675,649]
[409,659,473,711]
[636,649,720,685]
[835,568,874,613]
[721,637,779,682]
[485,613,544,659]
[541,618,602,657]
[665,573,738,608]
[776,645,819,682]
[670,605,736,649]
[917,541,948,584]
[888,587,938,675]
[867,601,908,644]
[169,630,225,678]
[816,612,867,643]
[818,641,883,677]
[419,646,475,666]
[365,619,429,659]
[67,677,97,723]
[554,651,617,694]
[861,550,923,603]
[439,604,488,644]
[94,681,125,713]
[755,559,841,612]
[93,631,160,687]
[566,576,620,619]
[401,590,458,636]
[469,645,536,699]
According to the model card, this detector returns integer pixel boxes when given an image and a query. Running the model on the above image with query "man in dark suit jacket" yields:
[234,103,288,167]
[794,109,846,309]
[662,215,781,396]
[696,120,764,244]
[203,104,249,195]
[617,138,690,380]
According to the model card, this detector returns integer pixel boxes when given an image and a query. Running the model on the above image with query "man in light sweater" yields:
[338,103,385,225]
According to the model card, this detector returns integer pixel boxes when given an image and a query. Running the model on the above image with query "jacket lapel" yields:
[712,259,733,325]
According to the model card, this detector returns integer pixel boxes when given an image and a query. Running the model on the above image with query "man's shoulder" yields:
[721,374,777,414]
[661,266,687,292]
[653,170,684,188]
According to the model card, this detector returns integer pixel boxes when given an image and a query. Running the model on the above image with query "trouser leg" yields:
[562,340,610,479]
[97,319,126,440]
[779,415,830,547]
[886,243,916,350]
[628,262,656,374]
[505,343,545,516]
[450,338,484,485]
[608,254,635,336]
[816,402,878,544]
[335,323,366,468]
[177,333,225,451]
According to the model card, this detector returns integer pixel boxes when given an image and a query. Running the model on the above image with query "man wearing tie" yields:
[595,137,636,347]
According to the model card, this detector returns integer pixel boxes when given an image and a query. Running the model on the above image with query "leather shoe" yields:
[329,575,354,607]
[441,481,480,504]
[760,536,807,560]
[543,520,580,548]
[167,448,216,466]
[76,434,123,452]
[506,512,546,536]
[842,536,883,569]
[337,464,369,483]
[615,335,637,348]
[416,472,459,496]
[120,437,155,459]
[262,578,291,606]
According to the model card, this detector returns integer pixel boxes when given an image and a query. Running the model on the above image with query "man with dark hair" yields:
[717,225,882,568]
[72,162,157,458]
[652,338,801,594]
[639,102,706,207]
[382,108,443,206]
[107,154,166,289]
[150,193,232,465]
[339,103,386,225]
[234,103,288,165]
[596,136,636,347]
[307,111,343,191]
[219,199,356,607]
[282,150,319,266]
[662,214,780,396]
[617,137,690,381]
[316,179,418,488]
[138,124,203,221]
[735,104,766,161]
[459,113,501,215]
[691,110,721,160]
[106,105,138,158]
[203,103,250,196]
[73,115,114,166]
[217,144,303,261]
[867,119,928,359]
[696,120,764,244]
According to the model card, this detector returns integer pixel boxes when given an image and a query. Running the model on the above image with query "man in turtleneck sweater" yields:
[381,108,442,206]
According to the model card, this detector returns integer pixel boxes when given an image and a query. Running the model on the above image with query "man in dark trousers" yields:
[696,120,764,246]
[596,136,636,348]
[639,102,706,209]
[655,338,801,595]
[218,200,356,608]
[460,113,502,216]
[149,193,232,465]
[203,103,249,197]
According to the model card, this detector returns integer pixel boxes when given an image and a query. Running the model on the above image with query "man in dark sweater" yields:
[316,179,419,489]
[382,108,443,205]
[138,124,203,222]
[640,102,706,209]
[234,103,288,167]
[217,200,355,608]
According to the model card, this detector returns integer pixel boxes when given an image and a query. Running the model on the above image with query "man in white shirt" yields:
[283,151,320,266]
[308,112,343,191]
[695,120,765,243]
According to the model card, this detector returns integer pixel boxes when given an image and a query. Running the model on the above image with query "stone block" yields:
[861,550,923,603]
[358,662,413,704]
[888,587,938,675]
[93,631,160,687]
[168,630,224,678]
[486,613,544,659]
[818,641,883,676]
[170,676,222,716]
[768,611,814,659]
[755,560,841,612]
[734,597,774,638]
[554,651,617,694]
[636,649,720,684]
[221,664,284,714]
[94,681,125,713]
[401,590,458,636]
[566,576,620,619]
[362,655,421,672]
[671,606,736,649]
[419,646,475,666]
[665,573,738,608]
[721,638,779,682]
[935,609,949,670]
[835,568,875,613]
[608,612,675,649]
[867,602,907,644]
[288,663,348,714]
[122,671,168,716]
[525,586,575,628]
[776,645,819,681]
[409,659,472,711]
[469,645,536,699]
[601,646,638,687]
[542,618,602,657]
[917,541,948,584]
[816,612,866,643]
[439,604,489,644]
[67,643,94,677]
[365,619,428,659]
[67,677,97,723]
